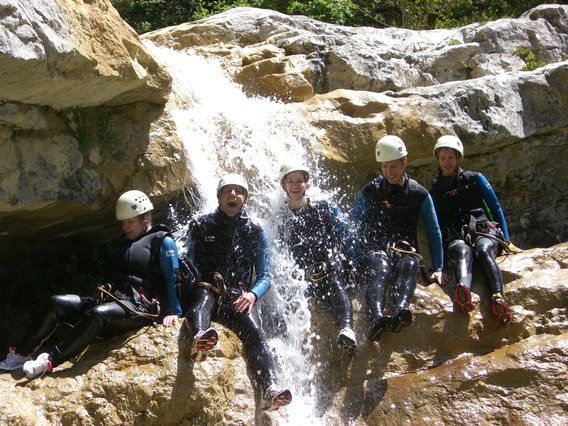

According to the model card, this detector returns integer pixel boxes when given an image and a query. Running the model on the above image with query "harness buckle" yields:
[387,240,423,261]
[306,261,332,282]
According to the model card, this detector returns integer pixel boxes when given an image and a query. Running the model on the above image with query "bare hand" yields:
[233,291,256,314]
[429,271,448,286]
[505,240,523,254]
[162,315,179,327]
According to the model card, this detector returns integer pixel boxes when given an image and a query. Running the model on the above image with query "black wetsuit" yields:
[184,207,276,390]
[16,225,181,367]
[353,174,443,320]
[278,199,353,330]
[430,169,510,295]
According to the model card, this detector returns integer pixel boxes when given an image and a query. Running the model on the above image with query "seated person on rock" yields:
[430,135,522,324]
[352,135,444,341]
[183,173,292,411]
[0,190,182,378]
[276,162,357,350]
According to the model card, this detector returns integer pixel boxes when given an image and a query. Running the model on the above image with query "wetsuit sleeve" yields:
[159,236,182,316]
[477,173,510,240]
[250,230,272,300]
[351,191,368,261]
[420,195,444,271]
[351,191,367,230]
[329,202,357,260]
[429,186,448,244]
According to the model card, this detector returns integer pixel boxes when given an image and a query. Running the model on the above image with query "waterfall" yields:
[144,41,347,424]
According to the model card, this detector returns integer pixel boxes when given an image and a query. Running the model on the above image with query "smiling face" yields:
[120,214,149,241]
[381,157,408,186]
[437,147,460,176]
[218,184,247,218]
[282,171,310,204]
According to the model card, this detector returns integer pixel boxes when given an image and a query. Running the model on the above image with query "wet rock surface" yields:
[1,245,566,424]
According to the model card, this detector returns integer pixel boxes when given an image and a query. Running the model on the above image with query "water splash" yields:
[145,41,338,423]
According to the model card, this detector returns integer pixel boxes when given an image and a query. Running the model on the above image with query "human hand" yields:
[505,240,523,254]
[233,291,256,314]
[429,271,446,286]
[162,315,179,327]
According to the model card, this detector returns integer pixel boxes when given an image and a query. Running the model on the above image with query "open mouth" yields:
[227,201,238,207]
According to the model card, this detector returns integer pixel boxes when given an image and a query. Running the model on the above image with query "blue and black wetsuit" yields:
[184,207,277,390]
[16,225,181,367]
[352,173,443,320]
[430,169,509,295]
[278,199,354,330]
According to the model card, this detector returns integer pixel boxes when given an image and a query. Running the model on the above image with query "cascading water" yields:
[144,42,349,424]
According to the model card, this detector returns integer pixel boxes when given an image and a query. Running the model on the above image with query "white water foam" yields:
[144,41,341,424]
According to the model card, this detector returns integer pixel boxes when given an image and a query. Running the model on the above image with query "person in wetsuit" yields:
[276,163,356,350]
[352,135,445,341]
[0,190,182,378]
[183,173,292,412]
[430,135,522,324]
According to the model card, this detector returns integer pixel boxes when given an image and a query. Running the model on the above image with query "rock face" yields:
[2,3,568,245]
[0,0,186,243]
[1,3,568,425]
[1,244,566,425]
[144,5,568,248]
[0,0,171,109]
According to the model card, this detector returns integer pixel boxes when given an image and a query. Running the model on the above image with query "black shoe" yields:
[368,316,393,342]
[391,308,412,333]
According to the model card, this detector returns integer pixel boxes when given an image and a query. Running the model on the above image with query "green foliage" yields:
[98,111,119,154]
[74,112,93,152]
[111,0,564,33]
[71,110,118,154]
[288,0,355,25]
[514,47,544,71]
[459,60,473,78]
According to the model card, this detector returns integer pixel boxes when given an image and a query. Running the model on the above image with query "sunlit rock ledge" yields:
[1,2,567,424]
[1,3,568,248]
[1,244,566,425]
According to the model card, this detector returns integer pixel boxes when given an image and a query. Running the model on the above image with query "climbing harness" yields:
[194,272,228,296]
[306,261,333,282]
[387,240,423,261]
[96,284,160,320]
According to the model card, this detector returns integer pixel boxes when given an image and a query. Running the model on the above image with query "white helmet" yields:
[375,135,408,162]
[217,173,249,196]
[433,135,464,158]
[116,190,153,220]
[279,162,310,183]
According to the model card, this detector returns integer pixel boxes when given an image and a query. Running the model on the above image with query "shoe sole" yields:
[492,299,512,324]
[391,310,412,333]
[191,328,218,362]
[337,334,356,350]
[454,285,475,315]
[368,320,391,342]
[0,358,31,372]
[24,359,52,379]
[0,363,29,372]
[268,389,292,411]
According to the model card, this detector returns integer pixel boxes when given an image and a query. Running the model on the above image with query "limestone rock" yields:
[1,4,568,424]
[141,5,568,248]
[144,5,568,99]
[0,244,566,425]
[0,323,257,425]
[0,0,171,109]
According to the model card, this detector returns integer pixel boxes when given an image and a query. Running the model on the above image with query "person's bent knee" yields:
[474,238,498,259]
[84,304,114,328]
[397,253,420,268]
[367,250,390,269]
[448,239,468,255]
